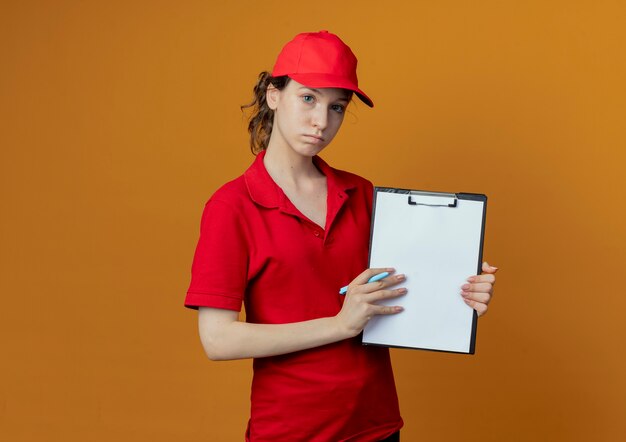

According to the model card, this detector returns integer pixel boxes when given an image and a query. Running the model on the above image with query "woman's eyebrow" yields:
[299,86,322,94]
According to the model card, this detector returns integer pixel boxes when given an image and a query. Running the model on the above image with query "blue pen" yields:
[339,271,390,295]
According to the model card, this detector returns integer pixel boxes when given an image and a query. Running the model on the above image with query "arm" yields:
[198,268,406,361]
[198,308,348,360]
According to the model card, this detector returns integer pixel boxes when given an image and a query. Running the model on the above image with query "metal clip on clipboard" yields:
[407,191,458,208]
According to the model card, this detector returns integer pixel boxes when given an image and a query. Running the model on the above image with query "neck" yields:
[263,144,323,188]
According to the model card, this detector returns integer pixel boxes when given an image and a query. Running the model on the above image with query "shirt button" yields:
[314,231,320,237]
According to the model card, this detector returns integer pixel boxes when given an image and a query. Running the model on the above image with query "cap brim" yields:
[286,73,374,108]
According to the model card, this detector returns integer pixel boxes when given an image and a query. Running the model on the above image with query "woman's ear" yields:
[266,84,280,110]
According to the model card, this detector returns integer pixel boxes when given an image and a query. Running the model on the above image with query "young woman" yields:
[185,30,497,442]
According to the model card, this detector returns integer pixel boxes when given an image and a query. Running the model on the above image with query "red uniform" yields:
[185,151,403,441]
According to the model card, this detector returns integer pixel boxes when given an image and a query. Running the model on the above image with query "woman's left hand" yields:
[461,262,498,317]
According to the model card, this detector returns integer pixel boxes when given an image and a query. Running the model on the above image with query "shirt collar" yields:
[244,150,357,209]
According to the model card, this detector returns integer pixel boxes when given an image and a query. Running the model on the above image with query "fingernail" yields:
[462,283,470,290]
[395,306,404,312]
[467,276,475,283]
[398,288,408,294]
[461,291,469,298]
[396,274,406,281]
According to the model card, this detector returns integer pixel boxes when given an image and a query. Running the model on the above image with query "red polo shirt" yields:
[185,151,403,441]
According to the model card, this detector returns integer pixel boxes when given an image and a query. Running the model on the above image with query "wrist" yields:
[330,314,360,340]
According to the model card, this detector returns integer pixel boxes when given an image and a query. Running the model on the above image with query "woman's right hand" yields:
[335,268,407,337]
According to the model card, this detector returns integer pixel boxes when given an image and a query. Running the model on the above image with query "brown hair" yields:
[241,72,290,154]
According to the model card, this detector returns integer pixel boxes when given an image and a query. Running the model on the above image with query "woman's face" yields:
[267,79,351,158]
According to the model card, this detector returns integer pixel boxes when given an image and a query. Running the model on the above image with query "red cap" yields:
[271,31,374,107]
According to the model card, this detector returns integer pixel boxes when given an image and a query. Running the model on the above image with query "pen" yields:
[339,271,390,295]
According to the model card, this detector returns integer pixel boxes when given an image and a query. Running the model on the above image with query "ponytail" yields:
[241,72,289,154]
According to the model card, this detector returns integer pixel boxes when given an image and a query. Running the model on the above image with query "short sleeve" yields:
[184,199,249,311]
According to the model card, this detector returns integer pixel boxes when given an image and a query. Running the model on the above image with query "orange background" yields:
[2,1,625,441]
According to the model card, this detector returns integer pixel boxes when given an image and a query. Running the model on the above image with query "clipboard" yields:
[362,187,487,354]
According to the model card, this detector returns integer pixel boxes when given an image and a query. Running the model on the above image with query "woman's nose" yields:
[311,107,328,131]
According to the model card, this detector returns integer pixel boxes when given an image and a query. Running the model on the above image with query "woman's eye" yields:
[331,104,345,114]
[302,95,314,103]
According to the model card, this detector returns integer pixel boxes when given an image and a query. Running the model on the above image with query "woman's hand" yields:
[335,268,407,337]
[461,262,498,316]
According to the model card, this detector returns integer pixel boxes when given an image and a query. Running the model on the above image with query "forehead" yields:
[287,79,352,101]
